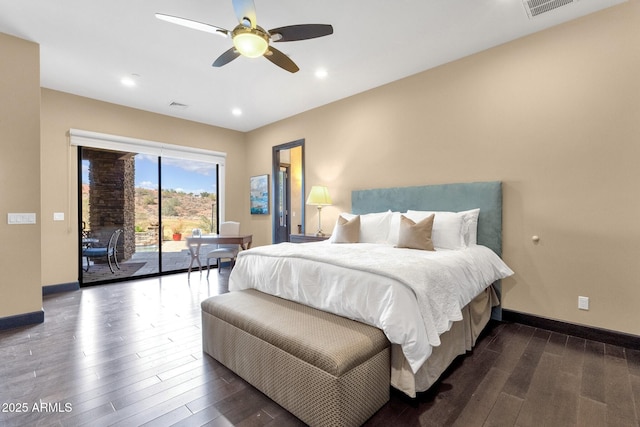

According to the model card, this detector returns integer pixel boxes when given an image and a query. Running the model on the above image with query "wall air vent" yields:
[169,101,189,109]
[523,0,575,19]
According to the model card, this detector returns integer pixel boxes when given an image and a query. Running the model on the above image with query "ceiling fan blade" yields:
[213,47,241,67]
[232,0,257,28]
[269,24,333,42]
[155,13,228,37]
[264,46,299,73]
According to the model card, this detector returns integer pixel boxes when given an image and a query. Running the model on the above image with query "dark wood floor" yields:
[1,272,639,427]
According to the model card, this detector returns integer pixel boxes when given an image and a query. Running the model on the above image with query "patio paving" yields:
[82,240,220,283]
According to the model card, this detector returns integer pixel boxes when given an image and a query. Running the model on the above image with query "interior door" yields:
[275,165,290,243]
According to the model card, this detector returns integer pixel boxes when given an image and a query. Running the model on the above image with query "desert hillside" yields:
[82,185,218,238]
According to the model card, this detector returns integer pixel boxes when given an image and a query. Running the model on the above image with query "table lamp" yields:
[306,186,332,236]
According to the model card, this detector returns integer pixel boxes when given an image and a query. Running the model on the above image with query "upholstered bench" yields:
[201,289,391,427]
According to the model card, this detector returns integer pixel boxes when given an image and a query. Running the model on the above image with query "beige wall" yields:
[0,34,42,318]
[245,1,640,336]
[3,2,638,336]
[40,89,246,287]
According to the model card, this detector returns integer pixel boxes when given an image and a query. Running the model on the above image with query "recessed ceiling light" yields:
[315,69,328,79]
[120,74,140,87]
[232,108,242,116]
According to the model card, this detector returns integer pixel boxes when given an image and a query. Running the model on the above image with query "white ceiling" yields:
[0,0,625,132]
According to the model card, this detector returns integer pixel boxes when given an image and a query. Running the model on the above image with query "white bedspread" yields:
[229,242,513,373]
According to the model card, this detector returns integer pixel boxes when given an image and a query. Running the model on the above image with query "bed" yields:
[228,181,513,397]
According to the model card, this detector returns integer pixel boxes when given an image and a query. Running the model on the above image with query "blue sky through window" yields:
[82,154,217,195]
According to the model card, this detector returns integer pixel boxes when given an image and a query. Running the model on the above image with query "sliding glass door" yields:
[159,156,218,273]
[132,153,160,277]
[80,147,218,285]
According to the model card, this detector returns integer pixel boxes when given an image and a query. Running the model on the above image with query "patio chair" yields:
[83,229,122,273]
[206,221,240,277]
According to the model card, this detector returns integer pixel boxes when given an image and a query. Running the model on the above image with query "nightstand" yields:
[289,234,330,243]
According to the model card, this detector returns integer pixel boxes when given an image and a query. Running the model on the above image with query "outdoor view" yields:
[136,155,218,240]
[81,148,219,283]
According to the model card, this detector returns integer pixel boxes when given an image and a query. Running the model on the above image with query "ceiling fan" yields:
[156,0,333,73]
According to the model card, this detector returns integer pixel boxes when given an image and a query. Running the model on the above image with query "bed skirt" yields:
[391,286,498,397]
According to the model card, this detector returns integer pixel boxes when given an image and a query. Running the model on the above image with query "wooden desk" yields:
[186,234,253,275]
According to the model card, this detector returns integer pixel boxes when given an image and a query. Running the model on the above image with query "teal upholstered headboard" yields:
[351,181,503,318]
[351,181,502,255]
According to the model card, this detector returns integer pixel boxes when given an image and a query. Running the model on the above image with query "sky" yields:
[82,154,218,195]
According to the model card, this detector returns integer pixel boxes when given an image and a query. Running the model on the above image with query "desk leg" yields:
[187,243,202,277]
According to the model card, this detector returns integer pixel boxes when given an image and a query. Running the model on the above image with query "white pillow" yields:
[459,208,480,246]
[387,212,403,245]
[405,210,466,250]
[331,211,392,244]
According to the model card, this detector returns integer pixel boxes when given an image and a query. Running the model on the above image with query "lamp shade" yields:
[306,186,332,206]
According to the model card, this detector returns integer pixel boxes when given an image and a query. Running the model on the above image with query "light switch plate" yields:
[54,212,65,221]
[8,213,37,224]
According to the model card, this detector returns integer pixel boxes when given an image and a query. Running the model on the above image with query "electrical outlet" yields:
[578,296,589,311]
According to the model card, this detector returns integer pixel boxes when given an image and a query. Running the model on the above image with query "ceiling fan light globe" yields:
[232,28,269,58]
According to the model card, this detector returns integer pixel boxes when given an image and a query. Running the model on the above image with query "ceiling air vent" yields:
[169,101,189,109]
[523,0,575,19]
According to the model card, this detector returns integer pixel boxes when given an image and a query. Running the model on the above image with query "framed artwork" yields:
[250,174,269,215]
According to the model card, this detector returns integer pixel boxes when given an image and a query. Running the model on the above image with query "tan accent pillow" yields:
[332,215,360,243]
[397,214,435,251]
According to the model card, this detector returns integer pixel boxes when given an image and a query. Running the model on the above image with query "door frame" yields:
[272,139,305,243]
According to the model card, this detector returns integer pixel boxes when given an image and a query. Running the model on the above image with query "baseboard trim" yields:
[43,281,80,296]
[502,309,640,350]
[0,310,45,331]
